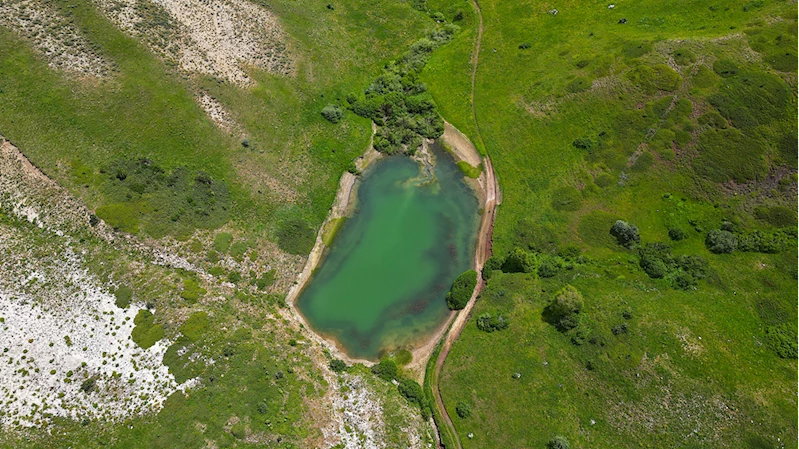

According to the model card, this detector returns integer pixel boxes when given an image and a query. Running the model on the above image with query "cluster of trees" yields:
[369,359,431,417]
[476,312,509,332]
[706,225,796,255]
[638,243,708,290]
[482,246,579,281]
[542,285,584,332]
[324,25,458,154]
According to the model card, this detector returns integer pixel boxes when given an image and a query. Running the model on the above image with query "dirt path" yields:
[429,2,489,447]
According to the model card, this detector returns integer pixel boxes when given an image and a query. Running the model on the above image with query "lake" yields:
[295,144,480,360]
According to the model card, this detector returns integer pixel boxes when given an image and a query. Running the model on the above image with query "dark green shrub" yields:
[398,378,428,414]
[565,77,592,93]
[502,248,535,273]
[455,401,472,418]
[447,270,477,310]
[765,51,797,72]
[547,435,571,449]
[572,137,597,151]
[712,59,738,77]
[114,285,133,309]
[227,271,241,283]
[180,278,206,303]
[673,47,696,65]
[764,323,798,358]
[321,104,344,123]
[738,229,796,253]
[80,377,97,393]
[537,258,561,278]
[698,111,728,129]
[179,312,210,342]
[705,229,737,254]
[668,228,688,241]
[476,313,509,332]
[132,309,164,349]
[329,359,348,373]
[371,359,398,381]
[543,285,584,332]
[693,129,767,183]
[610,220,640,248]
[230,422,246,439]
[482,255,503,280]
[551,186,582,211]
[277,219,316,255]
[519,42,532,49]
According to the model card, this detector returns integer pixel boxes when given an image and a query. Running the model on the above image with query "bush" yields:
[764,323,798,358]
[543,285,584,332]
[114,285,133,309]
[639,244,669,278]
[179,312,210,342]
[329,359,348,373]
[321,104,344,123]
[668,228,688,241]
[131,309,165,349]
[537,258,561,278]
[455,401,472,418]
[698,111,728,129]
[610,220,640,248]
[705,229,737,254]
[230,422,246,439]
[447,270,478,310]
[738,229,795,253]
[476,313,509,332]
[630,151,654,172]
[180,278,206,303]
[502,248,535,273]
[482,255,503,280]
[572,137,597,151]
[551,186,582,211]
[547,435,571,449]
[371,359,397,381]
[227,271,242,283]
[277,219,316,255]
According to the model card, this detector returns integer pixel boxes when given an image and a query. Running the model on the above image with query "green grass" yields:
[424,0,798,446]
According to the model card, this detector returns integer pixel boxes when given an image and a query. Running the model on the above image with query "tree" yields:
[371,359,397,381]
[329,359,348,373]
[705,229,737,254]
[610,220,640,248]
[321,104,344,123]
[543,285,584,332]
[502,247,535,273]
[547,436,571,449]
[446,270,477,310]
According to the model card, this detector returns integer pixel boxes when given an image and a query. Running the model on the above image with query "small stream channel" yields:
[295,143,480,360]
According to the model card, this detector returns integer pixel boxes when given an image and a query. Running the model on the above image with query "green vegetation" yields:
[212,233,233,253]
[349,25,458,154]
[131,309,165,349]
[456,160,482,178]
[114,285,133,309]
[428,0,798,446]
[179,312,210,342]
[180,278,206,303]
[276,219,316,255]
[446,269,477,310]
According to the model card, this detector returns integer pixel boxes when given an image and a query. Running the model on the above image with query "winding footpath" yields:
[430,1,492,448]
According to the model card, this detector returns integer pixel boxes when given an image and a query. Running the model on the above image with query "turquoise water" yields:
[296,145,479,360]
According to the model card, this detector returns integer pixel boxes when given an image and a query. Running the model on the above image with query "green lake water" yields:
[296,145,479,360]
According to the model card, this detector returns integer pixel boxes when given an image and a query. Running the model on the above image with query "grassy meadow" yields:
[421,0,798,447]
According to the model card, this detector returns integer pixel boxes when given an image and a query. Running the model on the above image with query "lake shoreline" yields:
[285,121,497,373]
